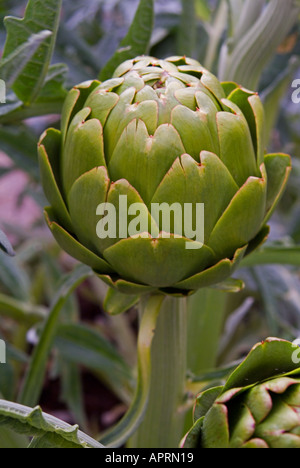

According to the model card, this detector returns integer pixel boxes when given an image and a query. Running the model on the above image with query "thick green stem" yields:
[100,294,163,448]
[130,295,188,449]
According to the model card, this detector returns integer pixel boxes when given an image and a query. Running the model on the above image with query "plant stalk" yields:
[129,295,188,448]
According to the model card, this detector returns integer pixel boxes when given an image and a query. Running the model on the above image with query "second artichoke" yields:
[184,338,300,448]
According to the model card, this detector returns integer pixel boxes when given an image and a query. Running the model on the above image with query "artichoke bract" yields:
[184,339,300,449]
[39,56,291,295]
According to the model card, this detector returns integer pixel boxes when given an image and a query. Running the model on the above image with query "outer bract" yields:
[184,338,300,448]
[39,56,291,295]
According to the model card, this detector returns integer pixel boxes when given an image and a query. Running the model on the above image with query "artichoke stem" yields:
[130,295,188,448]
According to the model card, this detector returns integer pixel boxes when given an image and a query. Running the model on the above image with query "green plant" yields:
[184,338,300,449]
[0,0,300,450]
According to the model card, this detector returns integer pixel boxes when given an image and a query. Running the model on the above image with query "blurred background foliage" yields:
[0,0,300,446]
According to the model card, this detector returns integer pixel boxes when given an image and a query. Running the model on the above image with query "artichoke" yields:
[39,56,291,295]
[184,338,300,448]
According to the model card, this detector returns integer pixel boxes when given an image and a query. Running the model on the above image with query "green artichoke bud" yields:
[38,56,291,295]
[184,338,300,448]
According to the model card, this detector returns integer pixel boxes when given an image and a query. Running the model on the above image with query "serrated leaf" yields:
[2,0,62,104]
[0,228,15,256]
[0,30,52,89]
[0,400,103,448]
[99,0,154,81]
